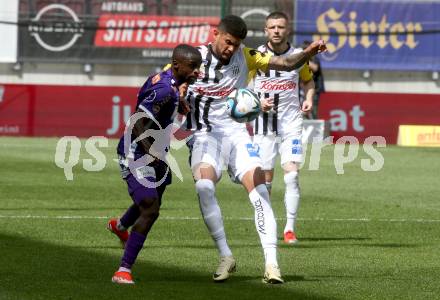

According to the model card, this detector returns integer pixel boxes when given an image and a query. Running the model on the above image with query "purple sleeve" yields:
[137,83,174,116]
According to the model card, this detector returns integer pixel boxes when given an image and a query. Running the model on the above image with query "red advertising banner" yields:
[94,15,219,48]
[319,92,440,144]
[0,84,138,138]
[2,84,439,144]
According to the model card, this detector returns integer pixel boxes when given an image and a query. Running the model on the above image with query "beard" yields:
[217,51,233,65]
[270,36,287,46]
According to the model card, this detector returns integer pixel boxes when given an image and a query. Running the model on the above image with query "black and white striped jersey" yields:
[185,44,271,134]
[253,43,312,136]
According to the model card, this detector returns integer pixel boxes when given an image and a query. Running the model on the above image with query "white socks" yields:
[196,180,280,266]
[118,266,131,273]
[283,171,300,233]
[248,184,278,266]
[196,179,232,257]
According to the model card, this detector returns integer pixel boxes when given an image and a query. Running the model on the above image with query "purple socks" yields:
[120,231,147,269]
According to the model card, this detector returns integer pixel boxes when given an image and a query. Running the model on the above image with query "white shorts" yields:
[253,123,303,170]
[190,130,262,182]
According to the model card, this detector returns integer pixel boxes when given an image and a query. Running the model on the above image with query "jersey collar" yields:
[266,42,291,56]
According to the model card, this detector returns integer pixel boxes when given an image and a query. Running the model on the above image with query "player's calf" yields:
[283,171,300,242]
[133,197,160,235]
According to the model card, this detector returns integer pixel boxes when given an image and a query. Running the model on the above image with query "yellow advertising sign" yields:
[397,125,440,147]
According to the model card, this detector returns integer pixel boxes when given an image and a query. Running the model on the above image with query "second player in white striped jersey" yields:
[251,12,316,246]
[253,43,312,136]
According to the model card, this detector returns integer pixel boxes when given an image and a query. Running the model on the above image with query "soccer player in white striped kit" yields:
[184,15,325,283]
[253,12,316,245]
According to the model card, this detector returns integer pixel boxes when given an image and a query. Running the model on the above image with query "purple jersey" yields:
[117,69,180,159]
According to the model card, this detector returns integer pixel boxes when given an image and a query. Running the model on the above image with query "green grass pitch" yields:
[0,137,439,300]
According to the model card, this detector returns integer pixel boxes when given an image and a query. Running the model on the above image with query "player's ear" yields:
[213,28,220,39]
[286,26,291,37]
[264,26,269,37]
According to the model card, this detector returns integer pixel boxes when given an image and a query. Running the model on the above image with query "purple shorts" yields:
[119,156,171,205]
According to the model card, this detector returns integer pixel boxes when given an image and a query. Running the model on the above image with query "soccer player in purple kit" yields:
[107,44,202,285]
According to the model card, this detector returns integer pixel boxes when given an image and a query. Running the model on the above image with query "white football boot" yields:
[213,256,236,282]
[263,264,284,284]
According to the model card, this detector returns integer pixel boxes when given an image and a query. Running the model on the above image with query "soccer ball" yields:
[225,88,261,123]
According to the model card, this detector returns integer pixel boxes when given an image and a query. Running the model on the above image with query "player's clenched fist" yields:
[260,97,274,113]
[178,82,191,115]
[304,40,327,56]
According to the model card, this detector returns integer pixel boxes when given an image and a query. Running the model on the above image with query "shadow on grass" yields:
[284,239,419,249]
[0,207,127,211]
[145,243,262,250]
[297,237,372,242]
[354,243,420,248]
[0,233,334,300]
[278,236,372,249]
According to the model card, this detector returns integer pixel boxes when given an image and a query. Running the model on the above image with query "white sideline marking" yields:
[0,215,439,223]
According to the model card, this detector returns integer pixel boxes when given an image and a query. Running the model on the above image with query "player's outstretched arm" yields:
[268,40,326,71]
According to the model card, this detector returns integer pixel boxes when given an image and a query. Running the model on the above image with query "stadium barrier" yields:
[318,92,440,144]
[0,83,438,145]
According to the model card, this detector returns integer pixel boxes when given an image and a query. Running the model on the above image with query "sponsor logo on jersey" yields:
[193,87,234,98]
[259,79,297,91]
[143,90,157,103]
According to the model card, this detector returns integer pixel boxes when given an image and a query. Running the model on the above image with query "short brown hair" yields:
[266,11,289,22]
[218,15,247,39]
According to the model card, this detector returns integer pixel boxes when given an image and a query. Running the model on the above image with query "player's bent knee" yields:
[282,161,299,173]
[193,163,217,181]
[195,179,215,197]
[139,198,160,220]
[283,171,298,185]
